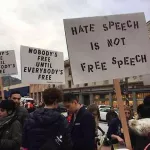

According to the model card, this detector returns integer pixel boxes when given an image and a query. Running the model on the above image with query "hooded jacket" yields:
[0,113,22,150]
[129,118,150,150]
[22,108,72,150]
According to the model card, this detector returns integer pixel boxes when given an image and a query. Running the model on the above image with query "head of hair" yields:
[144,95,150,106]
[137,104,144,115]
[87,104,98,113]
[87,104,100,120]
[10,91,21,97]
[124,105,132,112]
[63,93,79,103]
[137,103,150,118]
[0,100,16,115]
[42,88,63,105]
[124,105,133,118]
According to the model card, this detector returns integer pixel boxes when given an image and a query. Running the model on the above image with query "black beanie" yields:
[144,95,150,106]
[0,100,16,112]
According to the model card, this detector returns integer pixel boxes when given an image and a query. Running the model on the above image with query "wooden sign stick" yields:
[113,79,132,150]
[0,77,4,100]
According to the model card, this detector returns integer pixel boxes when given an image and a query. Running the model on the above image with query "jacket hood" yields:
[129,118,150,136]
[29,108,61,126]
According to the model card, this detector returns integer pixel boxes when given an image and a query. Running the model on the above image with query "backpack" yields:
[40,121,63,150]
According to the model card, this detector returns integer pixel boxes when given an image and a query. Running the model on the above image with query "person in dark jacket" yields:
[107,106,132,150]
[106,108,118,126]
[129,96,150,150]
[10,91,28,126]
[22,88,72,150]
[0,100,22,150]
[63,93,95,150]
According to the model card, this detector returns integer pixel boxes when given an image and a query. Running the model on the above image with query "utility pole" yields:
[125,77,129,106]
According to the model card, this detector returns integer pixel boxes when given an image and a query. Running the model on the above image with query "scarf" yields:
[0,113,16,137]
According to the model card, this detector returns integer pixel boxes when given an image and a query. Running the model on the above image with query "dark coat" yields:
[16,106,28,126]
[129,118,150,150]
[0,115,22,150]
[107,117,123,142]
[22,108,72,150]
[70,106,96,150]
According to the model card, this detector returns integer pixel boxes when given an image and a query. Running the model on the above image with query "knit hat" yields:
[144,95,150,106]
[0,100,16,113]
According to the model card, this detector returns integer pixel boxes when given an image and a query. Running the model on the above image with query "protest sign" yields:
[21,46,65,84]
[64,12,150,85]
[0,50,17,76]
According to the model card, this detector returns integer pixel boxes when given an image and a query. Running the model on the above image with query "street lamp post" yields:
[120,77,129,106]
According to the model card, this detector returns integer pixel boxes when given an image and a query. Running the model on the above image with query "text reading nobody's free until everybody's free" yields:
[67,18,147,73]
[0,51,16,74]
[22,47,64,82]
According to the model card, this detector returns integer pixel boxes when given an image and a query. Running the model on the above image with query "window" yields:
[68,67,71,76]
[93,82,96,85]
[68,80,72,88]
[84,83,88,86]
[103,80,109,85]
[31,93,33,98]
[53,84,55,88]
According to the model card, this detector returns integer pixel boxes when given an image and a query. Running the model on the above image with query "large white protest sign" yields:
[21,46,65,84]
[64,12,150,84]
[0,50,17,76]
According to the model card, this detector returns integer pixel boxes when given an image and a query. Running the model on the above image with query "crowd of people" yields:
[0,88,150,150]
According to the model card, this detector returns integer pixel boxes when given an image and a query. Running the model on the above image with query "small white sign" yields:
[64,12,150,84]
[0,50,17,76]
[21,45,65,84]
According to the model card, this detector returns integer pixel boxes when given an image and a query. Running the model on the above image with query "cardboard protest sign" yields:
[64,12,150,84]
[21,46,65,84]
[142,74,150,85]
[0,50,17,76]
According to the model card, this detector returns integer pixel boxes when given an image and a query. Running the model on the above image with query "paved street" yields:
[99,122,111,150]
[99,121,108,134]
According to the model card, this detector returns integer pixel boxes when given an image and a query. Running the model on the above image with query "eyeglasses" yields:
[125,112,130,115]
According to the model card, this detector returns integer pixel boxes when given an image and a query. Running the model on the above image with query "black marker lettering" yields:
[112,57,117,64]
[71,27,77,35]
[88,65,94,72]
[127,20,132,28]
[101,62,107,70]
[134,21,139,29]
[95,61,100,69]
[90,24,95,32]
[103,24,108,31]
[81,63,86,71]
[130,58,135,65]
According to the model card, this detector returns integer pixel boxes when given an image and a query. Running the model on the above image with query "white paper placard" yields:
[64,12,150,84]
[21,45,65,84]
[0,50,18,76]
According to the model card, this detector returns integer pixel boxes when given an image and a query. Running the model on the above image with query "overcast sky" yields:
[0,0,150,79]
